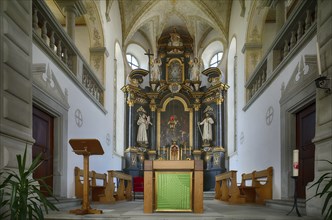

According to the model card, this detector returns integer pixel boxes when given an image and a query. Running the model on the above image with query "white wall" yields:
[32,0,124,198]
[228,0,318,199]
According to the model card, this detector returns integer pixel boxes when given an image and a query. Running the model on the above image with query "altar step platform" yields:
[125,190,215,200]
[44,198,317,220]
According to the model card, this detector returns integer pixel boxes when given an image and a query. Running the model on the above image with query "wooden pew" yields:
[215,170,245,204]
[253,166,273,204]
[91,171,107,201]
[239,172,256,203]
[239,166,273,204]
[99,170,132,202]
[74,166,93,199]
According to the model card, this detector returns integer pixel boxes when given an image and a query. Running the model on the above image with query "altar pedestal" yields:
[144,160,203,213]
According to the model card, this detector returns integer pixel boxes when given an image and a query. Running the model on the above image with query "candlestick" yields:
[293,149,299,176]
[316,42,322,75]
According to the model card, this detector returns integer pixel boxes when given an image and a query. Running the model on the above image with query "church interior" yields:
[0,0,331,219]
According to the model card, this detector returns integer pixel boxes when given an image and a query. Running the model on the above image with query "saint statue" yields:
[151,58,161,81]
[189,57,201,81]
[199,113,214,145]
[137,113,152,145]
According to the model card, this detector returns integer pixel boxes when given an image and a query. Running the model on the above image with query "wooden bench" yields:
[74,166,93,199]
[215,170,246,204]
[74,167,107,201]
[239,166,273,204]
[99,170,132,202]
[91,171,107,201]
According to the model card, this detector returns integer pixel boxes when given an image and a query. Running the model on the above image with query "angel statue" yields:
[189,57,201,81]
[151,58,162,81]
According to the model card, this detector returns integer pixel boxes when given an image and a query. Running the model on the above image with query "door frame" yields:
[32,63,70,197]
[280,54,318,199]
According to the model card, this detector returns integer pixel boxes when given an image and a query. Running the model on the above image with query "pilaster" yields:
[306,0,332,217]
[0,0,34,169]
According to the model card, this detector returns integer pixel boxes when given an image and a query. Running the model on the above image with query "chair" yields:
[133,176,144,200]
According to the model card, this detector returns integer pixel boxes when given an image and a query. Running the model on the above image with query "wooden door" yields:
[32,106,54,196]
[296,103,315,198]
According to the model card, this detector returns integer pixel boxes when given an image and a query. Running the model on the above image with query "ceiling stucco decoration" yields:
[246,0,269,44]
[105,0,114,22]
[119,0,231,50]
[83,1,104,48]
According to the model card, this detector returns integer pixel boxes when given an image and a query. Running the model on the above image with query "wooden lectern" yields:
[69,139,104,215]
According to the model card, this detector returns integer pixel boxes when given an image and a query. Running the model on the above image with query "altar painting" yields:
[166,58,184,83]
[158,98,192,148]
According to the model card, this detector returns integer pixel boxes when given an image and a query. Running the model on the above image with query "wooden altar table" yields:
[144,160,203,213]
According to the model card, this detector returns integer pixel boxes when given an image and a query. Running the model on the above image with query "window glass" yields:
[209,52,223,67]
[126,54,140,69]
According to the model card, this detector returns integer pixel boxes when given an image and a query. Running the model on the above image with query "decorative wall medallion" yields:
[240,131,244,145]
[74,109,83,127]
[106,133,111,146]
[266,106,274,126]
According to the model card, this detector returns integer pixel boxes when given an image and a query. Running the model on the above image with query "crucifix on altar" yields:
[144,49,154,81]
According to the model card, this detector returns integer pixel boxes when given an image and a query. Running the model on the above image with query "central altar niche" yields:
[122,26,229,191]
[158,97,192,151]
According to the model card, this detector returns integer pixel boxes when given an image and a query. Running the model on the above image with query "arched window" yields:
[209,52,223,67]
[126,54,140,69]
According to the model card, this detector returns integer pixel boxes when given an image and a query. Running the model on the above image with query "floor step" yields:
[133,191,216,200]
[47,197,82,210]
[265,199,306,215]
[133,192,144,200]
[203,191,215,200]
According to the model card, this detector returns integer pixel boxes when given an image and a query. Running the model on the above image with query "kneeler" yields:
[69,139,104,215]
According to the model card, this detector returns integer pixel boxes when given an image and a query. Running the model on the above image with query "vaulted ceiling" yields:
[118,0,232,48]
[46,0,233,53]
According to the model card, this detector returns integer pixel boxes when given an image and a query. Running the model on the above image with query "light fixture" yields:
[315,76,331,93]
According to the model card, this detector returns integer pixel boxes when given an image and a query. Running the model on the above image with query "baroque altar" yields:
[122,27,229,190]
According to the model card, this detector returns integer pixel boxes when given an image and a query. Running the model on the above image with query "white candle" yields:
[316,42,322,75]
[293,149,299,176]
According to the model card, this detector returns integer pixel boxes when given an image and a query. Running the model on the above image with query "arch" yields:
[201,40,224,69]
[83,1,105,48]
[113,42,125,156]
[244,0,270,79]
[82,1,107,85]
[160,96,191,112]
[227,36,237,156]
[126,43,149,70]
